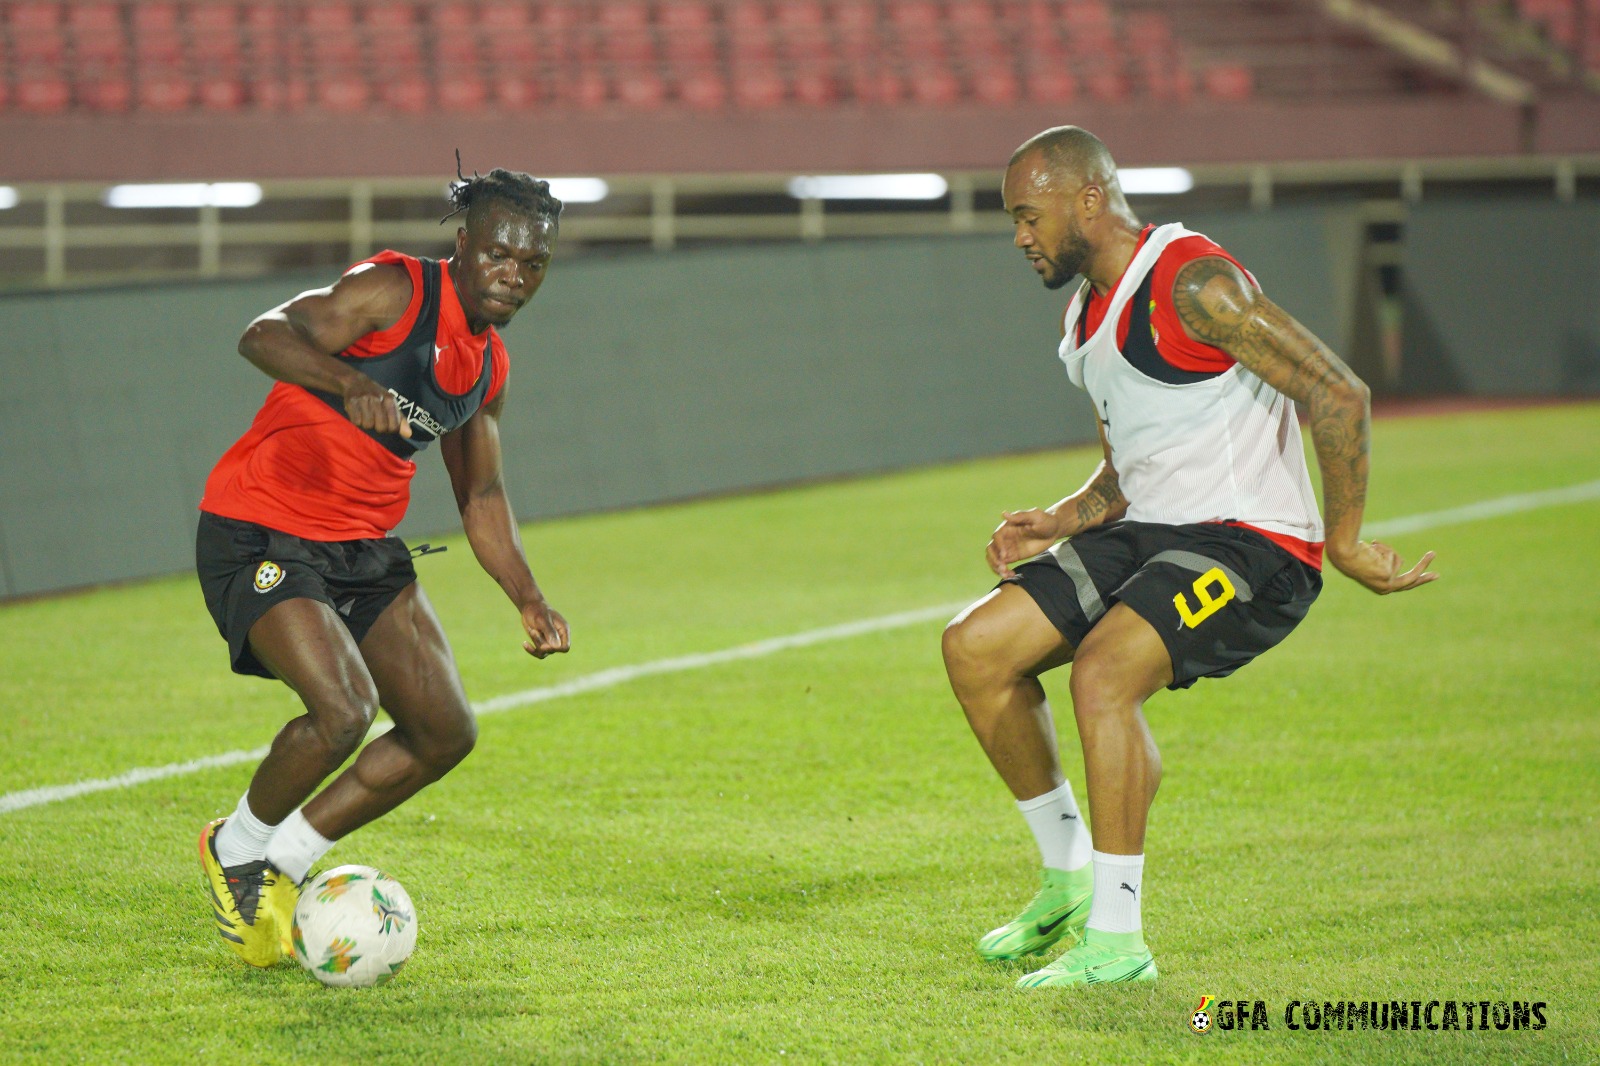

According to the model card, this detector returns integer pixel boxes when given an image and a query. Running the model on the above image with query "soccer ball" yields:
[291,864,418,988]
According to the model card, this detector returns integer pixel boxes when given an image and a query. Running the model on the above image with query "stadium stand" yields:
[4,0,1594,117]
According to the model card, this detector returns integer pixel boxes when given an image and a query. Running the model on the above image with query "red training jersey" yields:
[200,251,510,541]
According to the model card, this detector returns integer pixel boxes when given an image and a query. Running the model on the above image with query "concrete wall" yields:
[0,207,1363,598]
[1400,201,1600,396]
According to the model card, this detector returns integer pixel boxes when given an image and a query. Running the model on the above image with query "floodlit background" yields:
[0,2,1597,1062]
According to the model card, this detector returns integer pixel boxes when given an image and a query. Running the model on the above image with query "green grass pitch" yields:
[1,404,1597,1064]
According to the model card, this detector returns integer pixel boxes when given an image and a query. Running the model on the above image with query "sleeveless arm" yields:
[1171,255,1436,595]
[440,388,571,658]
[237,261,416,438]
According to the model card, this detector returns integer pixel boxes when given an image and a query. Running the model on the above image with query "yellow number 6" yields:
[1174,568,1236,629]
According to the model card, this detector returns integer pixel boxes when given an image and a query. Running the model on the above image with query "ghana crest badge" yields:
[253,561,284,593]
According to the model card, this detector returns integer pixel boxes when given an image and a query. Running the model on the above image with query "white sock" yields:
[1016,781,1093,873]
[213,792,278,868]
[265,809,336,883]
[1087,850,1145,935]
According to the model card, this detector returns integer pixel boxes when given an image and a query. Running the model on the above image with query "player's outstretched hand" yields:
[987,509,1066,578]
[521,599,571,659]
[342,377,412,439]
[1331,540,1438,595]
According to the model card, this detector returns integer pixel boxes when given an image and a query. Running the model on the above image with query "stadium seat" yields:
[790,64,839,105]
[66,2,120,35]
[429,2,476,32]
[437,75,488,111]
[305,2,357,34]
[134,30,186,65]
[969,61,1020,104]
[11,28,67,64]
[849,64,905,104]
[14,72,70,112]
[662,25,718,64]
[675,64,727,108]
[493,75,541,109]
[363,2,419,31]
[250,75,309,110]
[775,0,828,29]
[138,67,194,111]
[315,72,370,111]
[614,67,666,107]
[731,63,786,107]
[73,29,125,67]
[1203,62,1253,101]
[606,30,657,65]
[907,63,961,104]
[376,74,428,112]
[130,1,181,34]
[6,1,61,30]
[1024,63,1075,103]
[558,69,608,107]
[77,74,132,111]
[195,72,245,110]
[599,0,650,31]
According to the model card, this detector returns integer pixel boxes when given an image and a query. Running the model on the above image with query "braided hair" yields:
[443,151,563,229]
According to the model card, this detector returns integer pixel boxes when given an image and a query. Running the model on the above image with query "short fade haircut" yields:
[443,152,563,229]
[1009,126,1120,193]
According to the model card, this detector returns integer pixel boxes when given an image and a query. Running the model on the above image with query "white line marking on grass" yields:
[5,478,1600,817]
[1363,479,1600,538]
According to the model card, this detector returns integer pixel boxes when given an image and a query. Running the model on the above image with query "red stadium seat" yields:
[6,2,61,30]
[12,28,67,64]
[493,74,541,109]
[67,3,121,34]
[436,30,480,68]
[907,63,960,104]
[250,76,309,110]
[614,67,666,107]
[437,75,488,110]
[606,30,657,65]
[78,74,132,111]
[15,73,70,111]
[889,0,942,29]
[790,65,839,105]
[305,3,357,34]
[775,0,827,28]
[309,31,363,68]
[731,63,785,107]
[196,72,245,110]
[369,27,423,68]
[478,2,532,34]
[781,25,833,62]
[1203,62,1253,101]
[131,2,181,34]
[315,72,370,111]
[969,61,1019,104]
[430,2,476,32]
[662,26,718,64]
[135,30,185,64]
[1082,66,1127,103]
[377,74,430,112]
[74,31,126,69]
[364,2,419,31]
[599,0,650,31]
[848,64,904,103]
[138,67,193,110]
[659,0,714,29]
[675,65,727,108]
[485,34,538,66]
[558,69,608,107]
[1024,63,1075,103]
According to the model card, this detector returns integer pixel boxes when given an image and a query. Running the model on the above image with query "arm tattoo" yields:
[1172,256,1372,550]
[1072,463,1126,532]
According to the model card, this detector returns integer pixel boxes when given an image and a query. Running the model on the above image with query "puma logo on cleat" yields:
[1119,882,1138,897]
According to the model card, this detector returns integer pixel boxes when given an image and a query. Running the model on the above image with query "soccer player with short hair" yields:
[194,165,570,967]
[942,127,1437,987]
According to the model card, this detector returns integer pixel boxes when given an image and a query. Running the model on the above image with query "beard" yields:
[1039,223,1092,290]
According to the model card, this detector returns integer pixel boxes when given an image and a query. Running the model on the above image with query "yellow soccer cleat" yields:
[263,865,302,960]
[197,818,283,967]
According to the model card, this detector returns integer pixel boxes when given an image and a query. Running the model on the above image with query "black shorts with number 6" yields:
[1004,520,1322,690]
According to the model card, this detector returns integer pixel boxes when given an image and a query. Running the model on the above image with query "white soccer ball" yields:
[291,864,418,988]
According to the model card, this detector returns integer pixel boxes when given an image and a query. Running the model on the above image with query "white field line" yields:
[4,478,1598,817]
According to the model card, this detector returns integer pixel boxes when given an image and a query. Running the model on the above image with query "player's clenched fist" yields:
[341,376,412,438]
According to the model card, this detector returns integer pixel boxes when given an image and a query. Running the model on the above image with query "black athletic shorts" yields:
[1004,520,1322,690]
[195,511,417,679]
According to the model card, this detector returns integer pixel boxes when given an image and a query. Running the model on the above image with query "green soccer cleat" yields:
[197,818,284,968]
[976,866,1093,961]
[1015,929,1157,988]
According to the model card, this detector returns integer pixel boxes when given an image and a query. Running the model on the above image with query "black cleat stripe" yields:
[217,929,246,945]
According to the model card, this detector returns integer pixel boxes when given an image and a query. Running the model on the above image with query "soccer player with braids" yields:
[193,163,569,967]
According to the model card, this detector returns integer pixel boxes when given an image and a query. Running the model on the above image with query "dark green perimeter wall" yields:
[0,207,1360,598]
